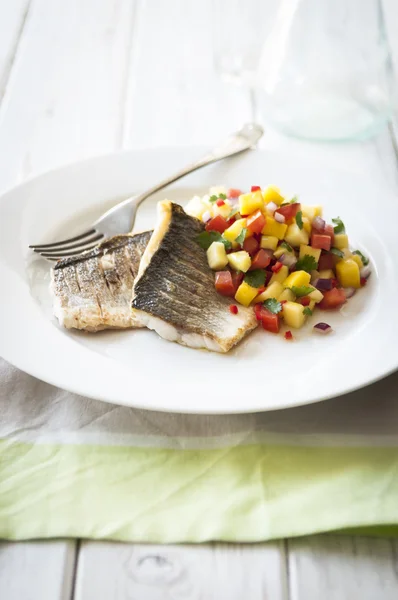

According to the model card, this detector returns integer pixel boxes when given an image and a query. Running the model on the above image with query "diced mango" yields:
[273,245,291,259]
[283,270,311,288]
[319,269,334,279]
[308,288,324,303]
[213,201,232,219]
[302,217,311,234]
[308,300,316,312]
[336,259,361,288]
[299,244,321,264]
[227,250,251,273]
[278,288,295,302]
[263,186,284,206]
[334,234,349,249]
[351,253,363,269]
[235,281,259,307]
[262,216,287,240]
[255,281,283,303]
[239,191,264,216]
[301,205,323,221]
[260,235,279,251]
[223,218,247,242]
[270,265,289,285]
[206,242,228,270]
[284,223,309,247]
[185,195,207,219]
[282,302,306,329]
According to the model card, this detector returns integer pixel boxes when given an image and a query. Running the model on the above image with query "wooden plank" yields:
[0,0,30,102]
[0,540,76,600]
[122,0,252,148]
[0,0,138,193]
[288,535,398,600]
[75,541,287,600]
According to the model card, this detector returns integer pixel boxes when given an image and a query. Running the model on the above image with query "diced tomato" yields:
[205,215,229,233]
[216,199,225,207]
[311,233,331,251]
[271,261,283,273]
[231,271,244,292]
[246,210,266,234]
[360,277,367,286]
[227,188,243,198]
[284,330,293,340]
[214,271,235,297]
[243,236,260,255]
[319,288,346,310]
[275,202,300,222]
[229,304,238,314]
[251,185,261,192]
[300,296,311,306]
[331,278,338,288]
[227,217,237,227]
[250,249,271,270]
[318,252,335,270]
[324,224,335,244]
[254,305,280,333]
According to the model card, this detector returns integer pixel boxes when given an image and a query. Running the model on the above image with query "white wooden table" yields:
[1,1,398,598]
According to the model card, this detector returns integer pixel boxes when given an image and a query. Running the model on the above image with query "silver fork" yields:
[30,123,263,261]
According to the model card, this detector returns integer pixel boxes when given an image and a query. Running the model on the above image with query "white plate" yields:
[0,149,396,413]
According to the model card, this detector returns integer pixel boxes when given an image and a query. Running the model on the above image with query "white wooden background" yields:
[1,0,398,598]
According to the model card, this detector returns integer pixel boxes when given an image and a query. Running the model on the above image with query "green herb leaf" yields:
[353,250,369,266]
[295,254,317,273]
[196,231,231,251]
[235,227,247,246]
[290,195,299,204]
[263,298,282,314]
[244,269,266,288]
[280,240,293,253]
[330,247,344,258]
[227,209,239,219]
[291,285,314,298]
[296,210,303,230]
[303,307,313,316]
[209,195,218,203]
[218,193,227,200]
[332,217,345,234]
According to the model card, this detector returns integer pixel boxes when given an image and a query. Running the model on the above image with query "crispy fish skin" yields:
[131,201,258,353]
[52,232,151,332]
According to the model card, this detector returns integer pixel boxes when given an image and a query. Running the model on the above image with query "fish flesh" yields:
[131,201,258,352]
[52,232,151,332]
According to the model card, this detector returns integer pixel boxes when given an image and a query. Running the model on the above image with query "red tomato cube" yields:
[319,288,346,309]
[318,252,335,270]
[231,271,244,293]
[311,233,331,251]
[205,215,229,234]
[250,249,272,270]
[227,188,243,198]
[324,224,335,244]
[251,185,261,192]
[246,209,266,235]
[261,309,280,333]
[275,203,300,222]
[243,236,260,255]
[214,271,235,296]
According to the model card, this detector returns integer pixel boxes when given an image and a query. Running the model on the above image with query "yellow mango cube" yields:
[334,234,349,249]
[351,253,363,269]
[308,300,316,312]
[235,281,259,307]
[301,205,323,221]
[299,244,321,264]
[319,269,335,279]
[223,218,247,242]
[213,201,232,219]
[278,288,295,302]
[336,259,361,288]
[207,242,228,270]
[273,245,290,259]
[284,223,309,247]
[263,186,284,206]
[308,288,324,303]
[262,216,287,240]
[283,270,311,289]
[227,251,251,273]
[239,191,264,216]
[270,265,289,285]
[302,217,312,233]
[282,302,306,329]
[255,281,284,303]
[260,235,279,251]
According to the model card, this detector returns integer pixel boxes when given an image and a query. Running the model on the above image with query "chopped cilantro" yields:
[303,307,313,316]
[218,193,227,200]
[196,231,232,251]
[332,217,345,234]
[228,209,239,219]
[209,195,218,203]
[290,195,299,204]
[291,285,314,298]
[330,247,344,258]
[295,210,303,229]
[295,254,317,273]
[244,269,266,288]
[280,240,293,253]
[263,298,282,314]
[353,250,369,266]
[209,193,227,203]
[235,228,247,246]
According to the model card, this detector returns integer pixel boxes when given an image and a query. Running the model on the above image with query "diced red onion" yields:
[280,253,297,268]
[274,212,286,224]
[313,322,333,334]
[360,265,371,279]
[344,287,356,299]
[202,210,211,223]
[312,216,326,232]
[266,201,277,215]
[228,197,239,208]
[310,270,320,284]
[315,278,333,291]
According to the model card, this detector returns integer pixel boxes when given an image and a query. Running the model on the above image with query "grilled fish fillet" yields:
[131,201,258,352]
[52,232,151,332]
